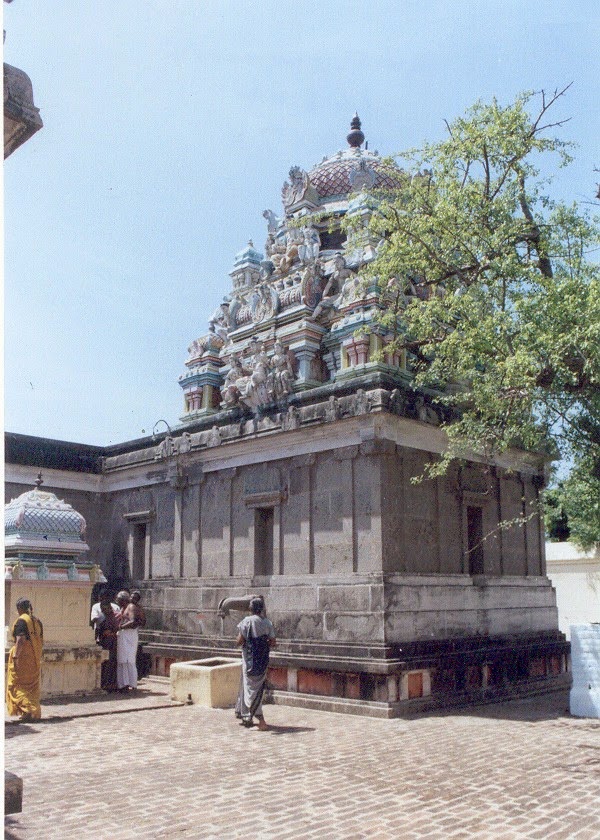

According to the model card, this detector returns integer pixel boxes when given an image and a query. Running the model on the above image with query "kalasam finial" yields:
[347,112,365,148]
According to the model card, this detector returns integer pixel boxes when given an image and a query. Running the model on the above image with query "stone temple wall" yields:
[5,404,567,716]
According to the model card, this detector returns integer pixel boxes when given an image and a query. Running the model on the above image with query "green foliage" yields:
[543,485,571,542]
[355,87,600,487]
[545,458,600,550]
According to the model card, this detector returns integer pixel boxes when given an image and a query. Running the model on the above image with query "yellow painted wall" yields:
[5,580,95,647]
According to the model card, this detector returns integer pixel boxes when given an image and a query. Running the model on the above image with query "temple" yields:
[5,116,569,715]
[4,475,105,697]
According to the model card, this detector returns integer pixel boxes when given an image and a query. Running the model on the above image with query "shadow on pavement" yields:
[43,685,169,707]
[236,721,315,735]
[4,723,42,739]
[405,689,574,724]
[7,707,181,727]
[4,817,25,840]
[263,724,316,735]
[5,681,181,731]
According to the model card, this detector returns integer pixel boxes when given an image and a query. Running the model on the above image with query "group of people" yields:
[91,589,146,693]
[6,588,277,731]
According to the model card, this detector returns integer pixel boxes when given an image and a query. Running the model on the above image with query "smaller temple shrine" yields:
[5,474,105,698]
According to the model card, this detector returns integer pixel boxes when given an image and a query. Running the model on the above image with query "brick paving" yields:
[4,681,600,840]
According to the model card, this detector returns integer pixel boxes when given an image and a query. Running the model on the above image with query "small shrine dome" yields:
[232,240,263,268]
[308,114,403,202]
[5,474,89,556]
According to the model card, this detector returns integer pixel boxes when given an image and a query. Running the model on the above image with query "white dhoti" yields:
[117,627,139,688]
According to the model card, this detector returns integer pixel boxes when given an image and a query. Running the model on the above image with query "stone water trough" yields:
[170,657,241,708]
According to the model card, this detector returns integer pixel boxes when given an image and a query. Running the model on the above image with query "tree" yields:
[545,458,600,550]
[355,87,600,515]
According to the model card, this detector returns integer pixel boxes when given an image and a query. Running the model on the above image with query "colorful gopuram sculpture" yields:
[178,114,411,422]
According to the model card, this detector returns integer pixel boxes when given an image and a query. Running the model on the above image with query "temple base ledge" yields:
[268,674,572,719]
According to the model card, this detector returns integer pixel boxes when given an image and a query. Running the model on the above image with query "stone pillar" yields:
[322,348,340,379]
[174,492,184,578]
[180,482,201,580]
[274,504,283,575]
[282,455,314,575]
[292,346,320,388]
[343,335,370,367]
[202,384,215,410]
[289,330,325,389]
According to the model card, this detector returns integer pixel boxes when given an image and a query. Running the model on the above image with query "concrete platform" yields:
[170,657,241,707]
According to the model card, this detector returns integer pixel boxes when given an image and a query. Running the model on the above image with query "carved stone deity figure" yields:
[389,388,407,416]
[260,259,275,281]
[325,396,342,422]
[246,340,272,406]
[208,300,231,341]
[415,395,441,426]
[207,425,222,447]
[268,232,288,271]
[265,232,276,258]
[187,336,208,362]
[298,226,321,264]
[273,228,303,276]
[283,404,300,431]
[282,166,309,209]
[220,355,248,408]
[176,432,192,454]
[312,254,354,321]
[262,209,281,233]
[271,340,295,399]
[250,281,278,324]
[338,270,363,307]
[352,389,371,415]
[301,257,324,308]
[331,253,353,287]
[155,435,176,460]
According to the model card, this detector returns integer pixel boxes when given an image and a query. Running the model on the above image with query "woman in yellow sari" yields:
[6,598,44,722]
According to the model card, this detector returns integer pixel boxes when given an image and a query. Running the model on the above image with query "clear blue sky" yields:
[4,1,599,445]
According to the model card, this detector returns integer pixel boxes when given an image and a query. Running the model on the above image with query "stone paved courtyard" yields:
[4,680,600,840]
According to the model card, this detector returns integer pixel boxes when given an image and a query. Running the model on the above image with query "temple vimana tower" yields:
[6,117,569,715]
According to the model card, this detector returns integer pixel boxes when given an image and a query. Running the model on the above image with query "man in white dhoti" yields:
[116,591,139,692]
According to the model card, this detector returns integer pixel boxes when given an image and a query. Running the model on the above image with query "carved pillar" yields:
[174,492,184,578]
[322,348,340,380]
[343,335,370,367]
[201,384,213,410]
[292,346,321,388]
[197,474,205,577]
[274,504,283,575]
[287,325,326,390]
[335,445,359,573]
[222,468,237,578]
